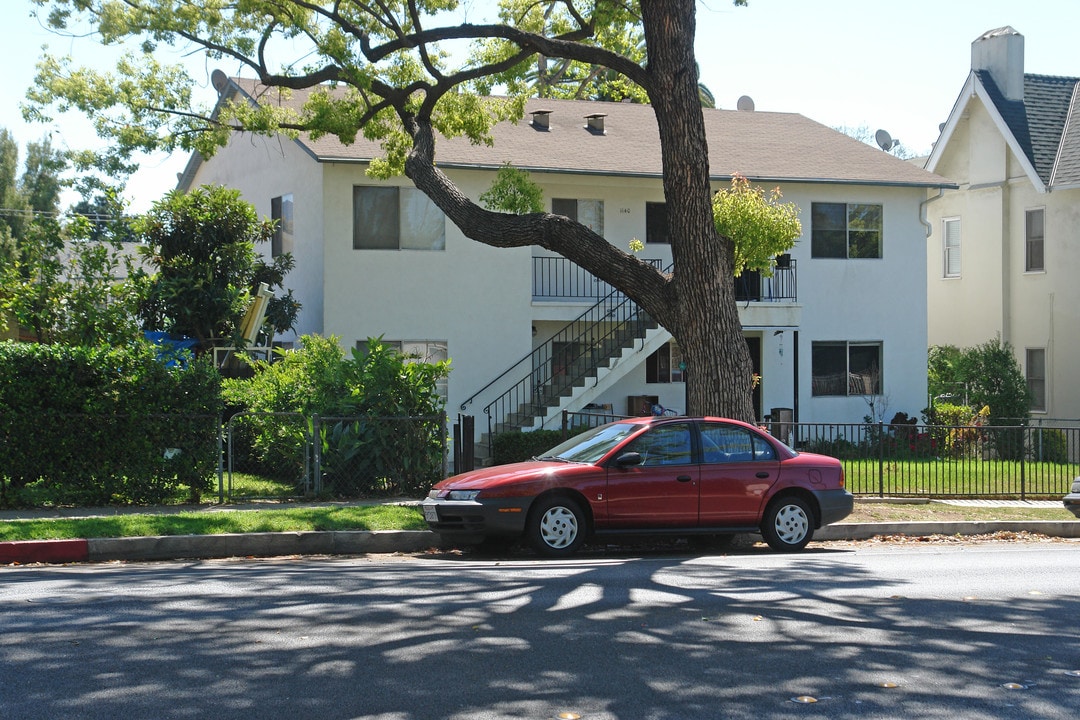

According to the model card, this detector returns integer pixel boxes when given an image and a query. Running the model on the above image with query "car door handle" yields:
[676,475,693,482]
[756,471,771,478]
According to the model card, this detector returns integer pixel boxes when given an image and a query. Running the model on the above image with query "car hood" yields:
[434,460,582,490]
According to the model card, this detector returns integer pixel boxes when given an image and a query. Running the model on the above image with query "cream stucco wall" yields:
[927,92,1080,420]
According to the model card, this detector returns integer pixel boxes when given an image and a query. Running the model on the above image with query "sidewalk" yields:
[2,499,1076,565]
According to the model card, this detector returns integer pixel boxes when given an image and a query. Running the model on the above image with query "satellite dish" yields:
[736,95,755,112]
[211,69,230,93]
[875,129,899,151]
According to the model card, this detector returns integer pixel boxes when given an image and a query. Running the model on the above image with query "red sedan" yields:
[422,417,852,556]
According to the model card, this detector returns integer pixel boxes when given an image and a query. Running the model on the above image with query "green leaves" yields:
[480,163,544,214]
[712,174,802,277]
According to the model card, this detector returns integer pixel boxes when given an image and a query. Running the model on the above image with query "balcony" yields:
[532,256,797,302]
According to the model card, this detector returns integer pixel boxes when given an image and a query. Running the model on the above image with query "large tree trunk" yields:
[403,0,755,422]
[641,0,755,421]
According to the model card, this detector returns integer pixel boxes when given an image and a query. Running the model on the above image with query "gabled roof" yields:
[929,70,1080,191]
[180,77,953,192]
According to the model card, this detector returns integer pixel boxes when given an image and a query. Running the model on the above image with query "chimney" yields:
[530,109,552,130]
[584,113,606,134]
[971,26,1025,102]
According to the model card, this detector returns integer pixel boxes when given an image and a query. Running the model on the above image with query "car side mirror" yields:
[614,452,643,467]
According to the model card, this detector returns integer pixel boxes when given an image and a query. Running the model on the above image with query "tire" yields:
[760,495,814,552]
[527,495,587,557]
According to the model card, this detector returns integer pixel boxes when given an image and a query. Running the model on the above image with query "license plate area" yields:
[423,504,439,523]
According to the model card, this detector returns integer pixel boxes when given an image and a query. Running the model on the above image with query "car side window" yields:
[626,423,693,466]
[701,424,773,463]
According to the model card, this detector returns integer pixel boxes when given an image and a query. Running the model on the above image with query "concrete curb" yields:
[2,521,1078,564]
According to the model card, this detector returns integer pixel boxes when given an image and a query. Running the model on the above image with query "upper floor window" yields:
[271,194,294,257]
[1025,209,1044,272]
[1026,348,1046,412]
[646,202,669,244]
[812,341,882,396]
[353,186,445,251]
[552,198,604,236]
[943,218,961,278]
[811,202,882,259]
[646,341,684,383]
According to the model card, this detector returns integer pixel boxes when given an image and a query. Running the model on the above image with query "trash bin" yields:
[770,407,794,445]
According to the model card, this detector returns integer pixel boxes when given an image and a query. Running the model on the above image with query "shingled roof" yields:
[194,77,950,190]
[975,70,1080,187]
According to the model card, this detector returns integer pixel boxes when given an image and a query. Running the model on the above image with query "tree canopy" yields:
[25,0,764,419]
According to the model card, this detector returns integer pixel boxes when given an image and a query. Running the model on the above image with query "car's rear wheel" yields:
[527,495,586,557]
[760,495,814,552]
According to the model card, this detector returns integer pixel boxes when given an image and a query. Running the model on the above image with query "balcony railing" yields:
[533,256,797,302]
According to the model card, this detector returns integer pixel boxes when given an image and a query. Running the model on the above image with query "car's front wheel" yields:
[527,495,586,557]
[760,495,814,552]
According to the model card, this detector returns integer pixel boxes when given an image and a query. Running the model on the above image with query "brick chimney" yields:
[971,26,1025,102]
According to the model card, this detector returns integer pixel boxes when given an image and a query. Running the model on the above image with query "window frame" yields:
[1026,347,1046,412]
[271,193,294,258]
[645,201,670,245]
[646,341,685,384]
[552,197,604,236]
[811,341,884,397]
[943,217,961,278]
[810,202,883,259]
[1025,208,1044,272]
[352,186,445,251]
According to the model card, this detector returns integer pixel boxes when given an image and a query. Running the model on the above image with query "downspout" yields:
[919,188,945,238]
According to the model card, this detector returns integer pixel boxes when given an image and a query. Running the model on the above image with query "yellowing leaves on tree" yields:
[712,174,802,277]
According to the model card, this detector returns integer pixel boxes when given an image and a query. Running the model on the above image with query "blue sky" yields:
[2,0,1076,212]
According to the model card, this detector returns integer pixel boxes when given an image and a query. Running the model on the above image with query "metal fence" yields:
[559,412,1078,500]
[225,412,448,501]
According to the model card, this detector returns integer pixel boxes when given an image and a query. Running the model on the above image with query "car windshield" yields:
[538,422,644,464]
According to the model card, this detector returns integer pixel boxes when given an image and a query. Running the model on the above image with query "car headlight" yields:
[446,489,481,501]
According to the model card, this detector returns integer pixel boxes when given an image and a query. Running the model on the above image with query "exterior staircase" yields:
[460,286,671,465]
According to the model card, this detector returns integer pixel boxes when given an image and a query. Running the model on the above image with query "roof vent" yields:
[530,110,552,130]
[584,113,607,134]
[737,95,755,112]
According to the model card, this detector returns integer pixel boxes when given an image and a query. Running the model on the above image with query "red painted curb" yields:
[0,539,89,565]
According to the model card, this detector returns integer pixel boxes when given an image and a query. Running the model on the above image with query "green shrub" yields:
[492,429,570,465]
[0,340,221,507]
[222,335,449,497]
[1031,428,1069,464]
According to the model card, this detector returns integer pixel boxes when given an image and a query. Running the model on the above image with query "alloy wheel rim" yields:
[774,504,809,545]
[540,506,579,548]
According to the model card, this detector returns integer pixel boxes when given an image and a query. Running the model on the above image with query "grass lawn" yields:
[0,500,1074,544]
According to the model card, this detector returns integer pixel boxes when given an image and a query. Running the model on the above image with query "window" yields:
[552,198,604,235]
[943,217,961,278]
[811,202,882,259]
[700,424,776,463]
[812,341,883,396]
[353,186,445,250]
[646,342,685,383]
[625,422,693,466]
[1026,348,1046,412]
[1025,209,1044,271]
[271,194,294,257]
[646,202,669,244]
[358,339,449,401]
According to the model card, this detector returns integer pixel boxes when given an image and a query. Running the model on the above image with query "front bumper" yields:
[421,496,532,539]
[1064,493,1080,518]
[811,488,855,526]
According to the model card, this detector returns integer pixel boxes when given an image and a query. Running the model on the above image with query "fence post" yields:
[1020,426,1026,501]
[312,413,321,496]
[216,414,224,504]
[878,421,885,498]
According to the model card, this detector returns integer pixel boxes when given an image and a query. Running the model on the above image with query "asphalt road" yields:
[2,542,1078,720]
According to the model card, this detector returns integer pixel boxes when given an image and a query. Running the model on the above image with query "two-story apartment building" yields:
[925,27,1080,420]
[179,74,950,453]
